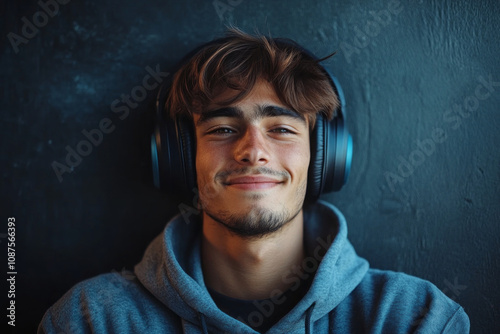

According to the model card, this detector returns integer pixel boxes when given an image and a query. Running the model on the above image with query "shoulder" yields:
[335,269,470,333]
[359,268,446,299]
[38,271,181,334]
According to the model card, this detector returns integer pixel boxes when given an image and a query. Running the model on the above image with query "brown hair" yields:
[166,28,339,128]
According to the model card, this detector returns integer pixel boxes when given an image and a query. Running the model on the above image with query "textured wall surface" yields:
[1,0,499,332]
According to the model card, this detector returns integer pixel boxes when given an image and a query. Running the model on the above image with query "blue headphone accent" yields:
[329,73,353,185]
[151,40,353,201]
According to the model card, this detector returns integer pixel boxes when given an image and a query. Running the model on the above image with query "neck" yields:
[201,211,305,300]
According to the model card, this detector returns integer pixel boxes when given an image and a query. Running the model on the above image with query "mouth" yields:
[224,175,283,190]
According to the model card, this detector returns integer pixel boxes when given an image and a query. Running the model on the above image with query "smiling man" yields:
[195,80,310,238]
[39,29,470,334]
[196,78,311,307]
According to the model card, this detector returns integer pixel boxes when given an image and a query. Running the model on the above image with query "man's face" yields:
[193,79,311,237]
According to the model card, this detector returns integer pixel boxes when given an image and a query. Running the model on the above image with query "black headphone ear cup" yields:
[151,103,196,197]
[306,113,353,201]
[175,114,197,194]
[306,114,327,201]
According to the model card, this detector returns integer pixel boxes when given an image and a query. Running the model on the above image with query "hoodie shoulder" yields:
[331,268,470,333]
[38,271,182,334]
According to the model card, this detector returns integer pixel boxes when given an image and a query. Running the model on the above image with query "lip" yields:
[225,175,283,190]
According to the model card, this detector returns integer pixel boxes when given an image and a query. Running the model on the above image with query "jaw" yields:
[201,189,305,239]
[197,174,308,238]
[203,205,304,240]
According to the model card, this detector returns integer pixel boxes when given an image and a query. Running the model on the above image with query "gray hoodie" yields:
[38,201,469,333]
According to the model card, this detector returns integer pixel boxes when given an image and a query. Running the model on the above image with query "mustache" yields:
[215,167,289,182]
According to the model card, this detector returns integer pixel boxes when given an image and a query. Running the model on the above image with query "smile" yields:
[224,176,283,190]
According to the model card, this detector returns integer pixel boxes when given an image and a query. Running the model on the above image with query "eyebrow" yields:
[196,105,305,126]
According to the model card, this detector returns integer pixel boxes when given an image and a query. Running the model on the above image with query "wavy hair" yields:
[166,28,339,128]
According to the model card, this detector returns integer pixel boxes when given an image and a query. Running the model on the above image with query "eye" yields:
[207,127,235,135]
[270,127,297,135]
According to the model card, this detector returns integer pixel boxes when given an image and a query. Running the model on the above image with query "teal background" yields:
[1,0,499,332]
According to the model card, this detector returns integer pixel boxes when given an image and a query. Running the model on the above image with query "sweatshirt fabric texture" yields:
[38,200,470,333]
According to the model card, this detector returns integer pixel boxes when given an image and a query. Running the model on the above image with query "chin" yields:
[228,195,282,211]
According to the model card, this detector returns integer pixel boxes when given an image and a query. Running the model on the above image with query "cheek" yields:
[195,145,226,198]
[195,149,210,193]
[196,143,225,173]
[195,140,214,174]
[301,138,311,174]
[195,157,212,192]
[299,150,311,180]
[195,165,217,206]
[281,143,310,177]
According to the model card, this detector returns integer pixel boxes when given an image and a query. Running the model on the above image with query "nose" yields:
[233,126,270,166]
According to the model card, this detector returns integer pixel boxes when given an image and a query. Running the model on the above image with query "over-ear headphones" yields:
[151,38,352,201]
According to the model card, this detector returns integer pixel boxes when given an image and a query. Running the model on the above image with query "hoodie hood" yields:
[134,200,369,333]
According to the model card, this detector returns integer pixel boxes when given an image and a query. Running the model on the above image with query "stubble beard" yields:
[200,181,307,239]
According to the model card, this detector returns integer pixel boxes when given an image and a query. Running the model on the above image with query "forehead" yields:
[194,105,307,127]
[210,78,283,109]
[195,79,306,124]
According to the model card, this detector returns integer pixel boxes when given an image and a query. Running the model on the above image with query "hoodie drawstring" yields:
[199,312,208,334]
[305,302,315,334]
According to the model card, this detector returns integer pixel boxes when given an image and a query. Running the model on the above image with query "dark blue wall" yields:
[1,0,499,333]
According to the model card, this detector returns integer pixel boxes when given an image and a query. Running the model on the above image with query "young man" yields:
[39,30,470,333]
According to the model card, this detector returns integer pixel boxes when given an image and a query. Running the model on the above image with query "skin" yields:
[194,78,311,300]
